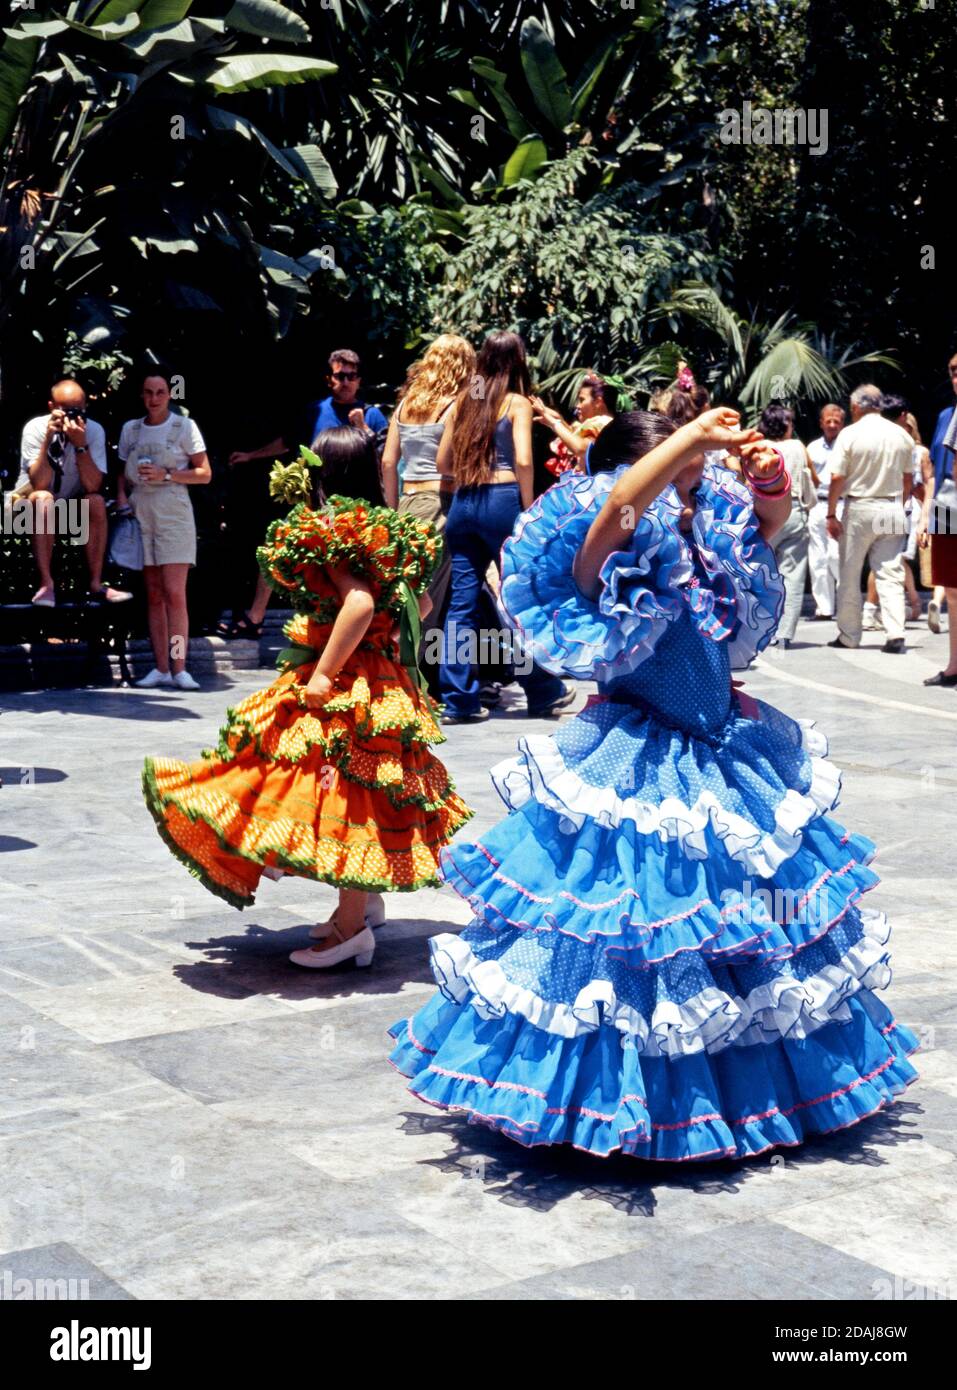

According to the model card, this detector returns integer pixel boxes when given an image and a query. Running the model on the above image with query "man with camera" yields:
[15,377,130,607]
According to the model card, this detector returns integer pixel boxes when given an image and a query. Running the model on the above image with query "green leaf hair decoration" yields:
[268,446,323,507]
[600,373,636,412]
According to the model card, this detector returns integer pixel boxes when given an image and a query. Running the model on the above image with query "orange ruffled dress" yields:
[142,497,473,908]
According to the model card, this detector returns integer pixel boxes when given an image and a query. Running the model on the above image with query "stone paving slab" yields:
[466,1223,913,1301]
[0,611,955,1299]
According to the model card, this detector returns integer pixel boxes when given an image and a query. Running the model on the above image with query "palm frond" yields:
[651,280,744,367]
[738,338,843,415]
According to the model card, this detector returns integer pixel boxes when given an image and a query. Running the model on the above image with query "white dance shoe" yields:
[309,892,386,939]
[289,925,375,970]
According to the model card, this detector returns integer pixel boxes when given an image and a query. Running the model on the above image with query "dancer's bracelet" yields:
[752,471,791,500]
[744,449,786,490]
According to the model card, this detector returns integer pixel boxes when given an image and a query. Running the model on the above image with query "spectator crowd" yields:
[5,338,957,707]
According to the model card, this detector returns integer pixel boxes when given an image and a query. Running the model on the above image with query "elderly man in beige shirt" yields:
[826,385,913,653]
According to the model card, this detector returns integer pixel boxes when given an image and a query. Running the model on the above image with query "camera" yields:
[64,406,88,422]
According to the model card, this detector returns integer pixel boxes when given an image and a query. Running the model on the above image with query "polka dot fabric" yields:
[389,462,918,1160]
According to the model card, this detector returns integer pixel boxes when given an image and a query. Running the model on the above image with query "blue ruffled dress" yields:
[388,463,918,1161]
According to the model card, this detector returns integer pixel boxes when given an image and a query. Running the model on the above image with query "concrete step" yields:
[0,610,297,691]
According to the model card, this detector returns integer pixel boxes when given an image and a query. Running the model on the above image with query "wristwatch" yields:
[164,468,173,483]
[75,444,89,456]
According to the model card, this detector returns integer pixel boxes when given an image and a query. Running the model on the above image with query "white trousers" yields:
[836,499,907,645]
[807,500,840,617]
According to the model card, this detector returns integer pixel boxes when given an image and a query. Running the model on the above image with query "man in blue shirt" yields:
[924,352,957,650]
[308,349,389,442]
[921,351,957,684]
[228,348,389,471]
[929,352,957,495]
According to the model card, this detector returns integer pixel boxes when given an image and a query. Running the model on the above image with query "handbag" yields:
[108,507,144,570]
[931,475,957,536]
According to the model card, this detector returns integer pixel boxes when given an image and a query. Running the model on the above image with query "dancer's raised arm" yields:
[573,409,759,599]
[739,439,793,542]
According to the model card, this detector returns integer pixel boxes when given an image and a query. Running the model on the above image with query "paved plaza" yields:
[1,614,956,1301]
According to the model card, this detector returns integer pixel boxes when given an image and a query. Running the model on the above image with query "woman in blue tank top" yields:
[435,331,573,723]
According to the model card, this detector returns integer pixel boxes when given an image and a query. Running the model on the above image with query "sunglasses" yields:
[331,371,359,382]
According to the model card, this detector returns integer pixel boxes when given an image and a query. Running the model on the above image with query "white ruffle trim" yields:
[489,719,840,878]
[430,910,893,1059]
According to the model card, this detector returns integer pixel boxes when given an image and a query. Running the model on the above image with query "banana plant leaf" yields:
[223,0,310,44]
[520,17,572,131]
[0,30,38,151]
[199,54,336,95]
[502,136,548,186]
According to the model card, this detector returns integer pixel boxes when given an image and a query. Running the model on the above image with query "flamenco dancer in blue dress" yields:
[389,406,919,1161]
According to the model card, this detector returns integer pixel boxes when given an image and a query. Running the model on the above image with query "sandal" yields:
[230,611,264,641]
[214,611,263,641]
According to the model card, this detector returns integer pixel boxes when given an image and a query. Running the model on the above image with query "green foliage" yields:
[0,0,338,437]
[430,146,717,404]
[308,200,442,355]
[654,283,899,419]
[1,0,942,457]
[694,0,953,419]
[0,30,39,151]
[61,329,133,395]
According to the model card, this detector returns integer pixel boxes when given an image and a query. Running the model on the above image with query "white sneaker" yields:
[172,671,200,690]
[135,668,173,688]
[861,605,884,632]
[290,926,375,969]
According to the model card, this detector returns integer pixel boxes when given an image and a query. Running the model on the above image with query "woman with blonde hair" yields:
[434,329,573,723]
[381,334,476,691]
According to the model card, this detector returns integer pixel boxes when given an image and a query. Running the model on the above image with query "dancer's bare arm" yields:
[304,564,375,706]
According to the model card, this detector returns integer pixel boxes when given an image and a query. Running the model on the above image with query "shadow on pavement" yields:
[174,921,439,1003]
[396,1099,924,1212]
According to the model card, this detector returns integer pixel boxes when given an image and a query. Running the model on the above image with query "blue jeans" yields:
[439,483,566,716]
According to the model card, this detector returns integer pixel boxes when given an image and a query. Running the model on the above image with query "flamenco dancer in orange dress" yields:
[142,427,472,969]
